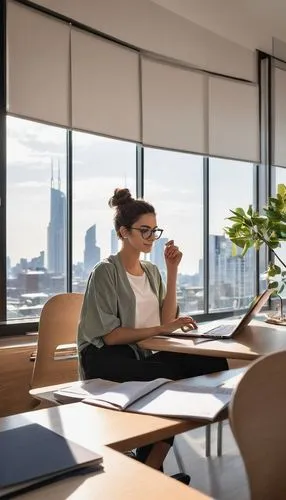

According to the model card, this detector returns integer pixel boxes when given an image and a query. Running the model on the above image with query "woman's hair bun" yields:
[108,188,133,208]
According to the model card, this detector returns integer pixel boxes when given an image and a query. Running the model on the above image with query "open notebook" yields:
[0,423,103,498]
[54,372,244,422]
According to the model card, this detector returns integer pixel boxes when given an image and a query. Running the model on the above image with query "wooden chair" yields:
[229,350,286,500]
[30,293,83,390]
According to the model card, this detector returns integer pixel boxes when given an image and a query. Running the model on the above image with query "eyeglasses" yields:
[131,226,164,240]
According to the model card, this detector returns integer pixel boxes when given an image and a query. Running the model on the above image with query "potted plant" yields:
[224,184,286,320]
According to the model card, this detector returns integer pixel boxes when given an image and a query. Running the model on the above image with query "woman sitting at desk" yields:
[77,188,228,482]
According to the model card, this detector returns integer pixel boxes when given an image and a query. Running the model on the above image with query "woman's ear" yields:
[119,226,128,239]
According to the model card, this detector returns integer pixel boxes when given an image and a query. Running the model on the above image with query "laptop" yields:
[167,289,272,340]
[0,423,103,498]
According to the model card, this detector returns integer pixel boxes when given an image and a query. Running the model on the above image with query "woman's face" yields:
[123,213,160,253]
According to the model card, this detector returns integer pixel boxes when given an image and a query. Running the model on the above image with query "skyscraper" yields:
[208,234,254,310]
[47,161,66,275]
[84,224,101,276]
[111,228,118,255]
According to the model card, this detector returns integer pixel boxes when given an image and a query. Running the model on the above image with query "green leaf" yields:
[231,242,238,256]
[241,242,250,257]
[230,208,247,218]
[252,216,267,224]
[273,264,281,274]
[278,184,286,197]
[227,216,245,223]
[268,240,281,249]
[247,205,253,216]
[268,281,279,289]
[231,238,247,249]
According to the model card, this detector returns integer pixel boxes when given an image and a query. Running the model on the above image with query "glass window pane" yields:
[6,116,67,320]
[72,132,136,291]
[273,167,286,298]
[209,158,255,312]
[144,148,204,314]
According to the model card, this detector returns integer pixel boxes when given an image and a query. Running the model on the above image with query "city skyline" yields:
[6,115,263,321]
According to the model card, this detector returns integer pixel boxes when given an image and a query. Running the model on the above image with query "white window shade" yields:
[273,67,286,168]
[7,1,70,127]
[141,57,207,154]
[71,29,140,142]
[208,76,260,163]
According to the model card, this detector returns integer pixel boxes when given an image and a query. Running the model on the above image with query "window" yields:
[6,116,67,319]
[144,148,204,314]
[209,158,255,312]
[72,132,136,290]
[272,167,286,297]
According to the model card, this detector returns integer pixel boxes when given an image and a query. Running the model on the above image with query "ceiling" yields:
[151,0,286,53]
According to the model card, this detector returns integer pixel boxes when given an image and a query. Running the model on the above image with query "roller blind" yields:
[7,0,70,127]
[208,76,260,163]
[30,0,256,82]
[71,29,140,142]
[273,66,286,168]
[141,57,207,154]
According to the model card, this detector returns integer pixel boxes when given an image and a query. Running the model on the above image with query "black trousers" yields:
[80,344,229,463]
[79,344,229,382]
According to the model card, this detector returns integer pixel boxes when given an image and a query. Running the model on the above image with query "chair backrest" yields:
[30,293,84,389]
[229,350,286,500]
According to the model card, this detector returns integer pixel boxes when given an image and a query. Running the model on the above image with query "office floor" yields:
[165,421,250,500]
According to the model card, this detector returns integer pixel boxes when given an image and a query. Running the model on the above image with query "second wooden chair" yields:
[229,350,286,500]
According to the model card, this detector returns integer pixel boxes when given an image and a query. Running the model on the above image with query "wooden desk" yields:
[0,408,211,499]
[139,320,286,361]
[35,318,286,363]
[1,402,201,452]
[8,447,211,499]
[28,368,245,456]
[2,369,245,498]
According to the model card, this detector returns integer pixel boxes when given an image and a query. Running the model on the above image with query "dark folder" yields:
[0,423,103,498]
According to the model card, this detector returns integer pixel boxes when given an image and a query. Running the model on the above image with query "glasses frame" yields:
[131,226,164,240]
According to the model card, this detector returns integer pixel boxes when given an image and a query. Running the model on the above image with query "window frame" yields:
[0,3,273,335]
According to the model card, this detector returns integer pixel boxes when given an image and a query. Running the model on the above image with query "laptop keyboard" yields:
[205,324,235,337]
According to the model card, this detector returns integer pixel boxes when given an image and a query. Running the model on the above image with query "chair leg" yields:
[217,421,223,456]
[205,424,211,457]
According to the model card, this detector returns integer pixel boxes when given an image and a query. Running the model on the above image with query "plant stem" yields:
[270,250,286,269]
[251,224,286,268]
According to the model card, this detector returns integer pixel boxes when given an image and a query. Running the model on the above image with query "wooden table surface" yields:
[12,446,211,500]
[0,401,202,452]
[1,368,247,499]
[139,319,286,360]
[26,367,245,457]
[0,405,213,499]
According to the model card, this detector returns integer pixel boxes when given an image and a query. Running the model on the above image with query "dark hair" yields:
[108,188,155,237]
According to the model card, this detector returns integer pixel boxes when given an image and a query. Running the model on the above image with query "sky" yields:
[7,115,256,275]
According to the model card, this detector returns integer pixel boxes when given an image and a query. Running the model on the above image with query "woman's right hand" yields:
[161,316,198,334]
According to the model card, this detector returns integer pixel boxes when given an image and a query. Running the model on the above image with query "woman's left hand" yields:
[164,240,182,268]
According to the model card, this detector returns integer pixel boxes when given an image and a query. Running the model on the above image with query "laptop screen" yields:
[235,288,272,331]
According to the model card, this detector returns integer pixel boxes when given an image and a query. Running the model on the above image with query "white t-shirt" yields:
[126,272,161,328]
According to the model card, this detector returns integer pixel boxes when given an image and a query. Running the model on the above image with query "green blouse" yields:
[77,253,165,359]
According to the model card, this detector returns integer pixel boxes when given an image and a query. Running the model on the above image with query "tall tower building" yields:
[47,160,66,275]
[84,224,101,276]
[111,229,118,255]
[208,234,254,310]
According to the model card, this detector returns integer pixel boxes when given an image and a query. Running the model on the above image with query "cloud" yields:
[12,180,46,189]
